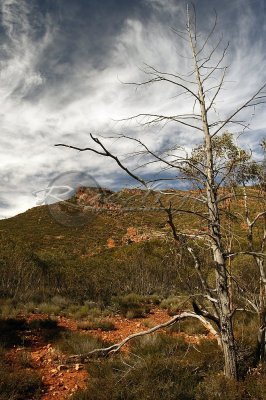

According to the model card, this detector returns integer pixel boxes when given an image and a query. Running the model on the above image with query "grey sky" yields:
[0,0,265,218]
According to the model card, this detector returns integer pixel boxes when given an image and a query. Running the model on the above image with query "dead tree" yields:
[224,146,266,365]
[56,6,266,379]
[242,189,266,365]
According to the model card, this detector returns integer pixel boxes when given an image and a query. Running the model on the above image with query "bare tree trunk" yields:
[255,263,266,365]
[205,144,237,378]
[260,146,266,363]
[243,185,266,366]
[207,184,237,378]
[215,251,238,378]
[187,8,238,379]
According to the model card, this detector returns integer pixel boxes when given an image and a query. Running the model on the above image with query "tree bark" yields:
[243,187,266,366]
[187,8,238,379]
[255,266,266,365]
[215,251,238,379]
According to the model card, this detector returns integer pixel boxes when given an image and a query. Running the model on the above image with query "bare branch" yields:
[212,83,266,137]
[187,246,219,314]
[123,75,201,102]
[143,63,196,85]
[225,251,266,259]
[196,9,217,57]
[206,67,227,111]
[118,113,203,131]
[201,41,229,82]
[250,211,266,228]
[170,27,190,42]
[55,134,147,187]
[192,300,220,327]
[68,311,221,362]
[112,134,207,178]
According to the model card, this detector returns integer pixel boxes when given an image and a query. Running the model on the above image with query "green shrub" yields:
[22,302,38,314]
[62,304,107,319]
[16,350,34,369]
[233,312,258,347]
[144,294,162,305]
[195,373,242,400]
[72,359,201,400]
[160,296,190,315]
[131,333,187,357]
[126,308,146,319]
[169,319,208,335]
[0,304,20,319]
[64,304,81,315]
[77,319,116,331]
[0,369,42,400]
[130,333,222,373]
[142,320,156,328]
[71,334,203,400]
[55,332,110,355]
[83,301,99,309]
[71,305,90,320]
[243,367,266,400]
[37,303,61,315]
[117,293,150,318]
[51,295,70,308]
[87,307,102,318]
[160,296,181,309]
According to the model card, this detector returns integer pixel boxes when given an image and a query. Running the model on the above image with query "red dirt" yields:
[6,309,212,399]
[31,344,87,400]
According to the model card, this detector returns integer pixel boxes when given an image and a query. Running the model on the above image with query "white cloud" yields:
[144,0,183,15]
[0,0,265,218]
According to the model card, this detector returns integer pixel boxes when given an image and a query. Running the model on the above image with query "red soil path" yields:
[7,309,211,399]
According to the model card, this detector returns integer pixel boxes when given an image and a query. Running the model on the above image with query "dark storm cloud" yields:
[0,0,265,217]
[25,0,150,92]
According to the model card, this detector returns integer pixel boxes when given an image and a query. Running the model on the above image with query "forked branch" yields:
[55,134,147,187]
[68,311,221,362]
